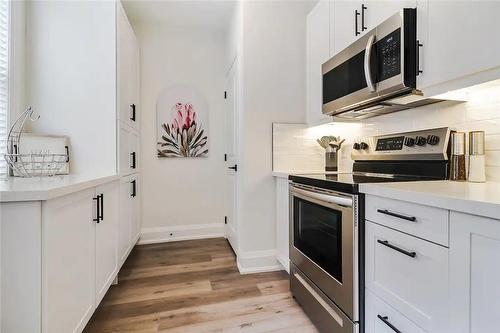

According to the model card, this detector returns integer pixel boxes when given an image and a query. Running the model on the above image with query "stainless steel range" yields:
[288,127,452,333]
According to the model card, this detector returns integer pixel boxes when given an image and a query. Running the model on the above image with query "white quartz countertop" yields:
[360,181,500,220]
[0,174,120,202]
[272,170,325,179]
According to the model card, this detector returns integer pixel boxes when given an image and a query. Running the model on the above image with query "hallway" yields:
[84,238,317,332]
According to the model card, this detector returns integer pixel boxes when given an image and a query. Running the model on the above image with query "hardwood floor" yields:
[84,238,318,333]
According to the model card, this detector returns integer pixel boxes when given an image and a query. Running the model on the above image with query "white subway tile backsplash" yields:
[485,135,500,151]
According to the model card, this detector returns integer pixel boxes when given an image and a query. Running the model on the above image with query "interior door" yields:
[225,59,238,253]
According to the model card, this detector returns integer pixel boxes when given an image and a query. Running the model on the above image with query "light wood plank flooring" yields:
[84,238,318,333]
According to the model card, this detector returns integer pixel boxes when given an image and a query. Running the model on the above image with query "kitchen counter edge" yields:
[0,174,121,202]
[359,181,500,220]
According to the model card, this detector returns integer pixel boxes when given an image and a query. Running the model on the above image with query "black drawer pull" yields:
[131,180,137,198]
[377,240,416,258]
[377,209,416,222]
[377,315,402,333]
[99,194,104,221]
[130,151,136,169]
[93,196,100,223]
[361,4,367,31]
[355,10,361,36]
[130,104,136,122]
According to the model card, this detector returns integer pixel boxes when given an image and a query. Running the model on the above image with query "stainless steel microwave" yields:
[322,8,442,120]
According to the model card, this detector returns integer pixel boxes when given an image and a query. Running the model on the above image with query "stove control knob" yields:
[427,135,440,146]
[404,137,415,147]
[360,142,369,150]
[353,143,361,150]
[415,136,427,146]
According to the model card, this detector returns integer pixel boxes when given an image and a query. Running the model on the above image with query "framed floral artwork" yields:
[156,85,209,158]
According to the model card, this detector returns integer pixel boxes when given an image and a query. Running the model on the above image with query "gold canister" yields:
[450,132,467,181]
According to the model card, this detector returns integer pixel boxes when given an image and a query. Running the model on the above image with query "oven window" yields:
[294,197,343,283]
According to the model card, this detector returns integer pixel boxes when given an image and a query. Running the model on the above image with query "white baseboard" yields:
[138,223,225,245]
[236,249,284,274]
[276,254,290,274]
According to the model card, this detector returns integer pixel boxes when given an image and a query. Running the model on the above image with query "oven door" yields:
[289,184,359,321]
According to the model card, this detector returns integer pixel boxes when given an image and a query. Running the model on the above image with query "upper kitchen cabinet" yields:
[117,2,140,132]
[306,0,332,125]
[417,0,500,95]
[330,0,416,57]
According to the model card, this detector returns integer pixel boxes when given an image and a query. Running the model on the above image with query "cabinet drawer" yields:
[366,222,449,332]
[365,289,425,333]
[366,195,449,246]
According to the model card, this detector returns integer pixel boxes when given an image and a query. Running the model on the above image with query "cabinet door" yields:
[331,1,364,56]
[117,3,133,125]
[365,289,426,333]
[449,212,500,333]
[95,181,119,306]
[129,34,140,132]
[118,123,130,176]
[367,0,416,28]
[43,188,96,333]
[129,130,139,174]
[119,176,133,266]
[417,1,500,92]
[365,221,449,332]
[306,0,331,125]
[130,174,141,244]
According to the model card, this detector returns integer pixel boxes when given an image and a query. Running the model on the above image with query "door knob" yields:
[228,165,238,172]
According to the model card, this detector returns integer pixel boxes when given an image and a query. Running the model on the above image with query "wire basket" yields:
[3,107,69,178]
[4,153,69,178]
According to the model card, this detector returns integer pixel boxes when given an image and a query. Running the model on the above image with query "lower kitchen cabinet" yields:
[449,212,500,333]
[95,181,120,305]
[43,188,97,333]
[119,174,140,267]
[0,180,122,333]
[365,289,425,333]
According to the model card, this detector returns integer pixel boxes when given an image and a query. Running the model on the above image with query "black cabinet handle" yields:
[65,145,70,163]
[228,164,238,172]
[377,240,416,258]
[416,40,423,76]
[130,104,136,122]
[131,180,137,198]
[377,315,402,333]
[93,196,100,223]
[355,10,361,36]
[377,209,416,222]
[361,4,367,31]
[130,152,136,169]
[99,194,104,221]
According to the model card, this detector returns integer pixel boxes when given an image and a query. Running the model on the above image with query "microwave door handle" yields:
[364,34,376,93]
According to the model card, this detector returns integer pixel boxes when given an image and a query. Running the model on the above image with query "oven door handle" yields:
[291,187,352,207]
[364,34,376,93]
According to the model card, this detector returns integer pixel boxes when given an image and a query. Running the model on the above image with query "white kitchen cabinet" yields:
[306,0,332,125]
[43,188,97,333]
[365,221,449,332]
[330,1,366,56]
[449,212,500,333]
[365,289,425,333]
[117,2,140,131]
[367,0,416,28]
[417,0,500,94]
[95,181,119,306]
[118,122,140,176]
[275,177,290,272]
[119,174,140,267]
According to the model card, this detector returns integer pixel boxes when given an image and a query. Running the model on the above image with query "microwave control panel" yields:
[377,28,401,81]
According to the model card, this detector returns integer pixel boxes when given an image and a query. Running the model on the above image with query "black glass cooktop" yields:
[289,172,438,194]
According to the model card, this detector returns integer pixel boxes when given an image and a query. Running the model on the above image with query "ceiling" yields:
[122,0,236,32]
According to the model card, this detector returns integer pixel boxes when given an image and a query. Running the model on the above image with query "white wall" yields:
[26,1,116,176]
[137,24,227,240]
[236,1,314,269]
